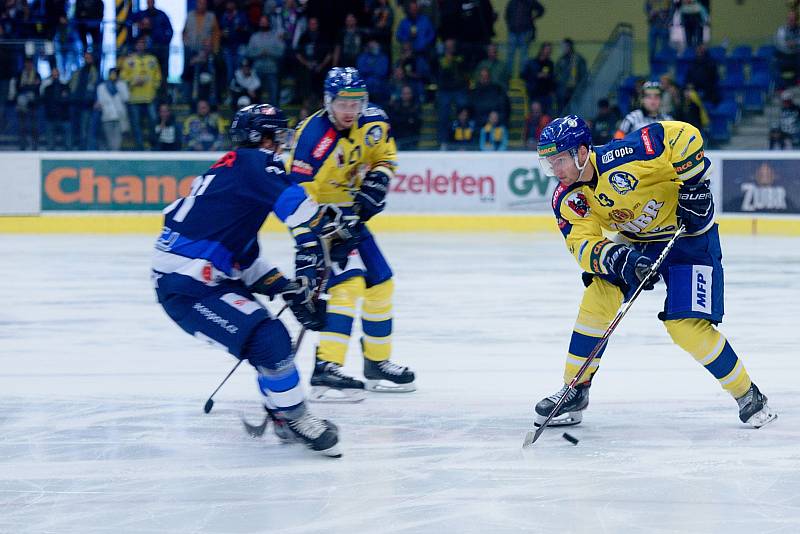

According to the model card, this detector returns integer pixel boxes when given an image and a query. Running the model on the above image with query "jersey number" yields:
[171,174,216,222]
[596,193,615,207]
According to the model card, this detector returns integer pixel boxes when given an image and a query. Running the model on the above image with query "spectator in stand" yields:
[129,0,173,91]
[95,67,130,151]
[674,83,709,132]
[229,57,261,109]
[151,102,182,150]
[504,0,544,77]
[357,38,390,105]
[121,36,162,150]
[397,41,430,101]
[40,66,72,150]
[247,14,284,106]
[776,10,800,89]
[479,110,508,151]
[389,84,422,151]
[523,100,550,150]
[679,0,708,50]
[474,42,509,91]
[555,38,587,113]
[442,0,496,69]
[183,0,220,102]
[646,0,672,68]
[470,67,510,127]
[272,0,305,50]
[769,91,800,149]
[659,73,679,116]
[449,106,477,150]
[183,99,223,151]
[333,13,363,68]
[396,1,435,58]
[69,50,100,150]
[13,56,40,150]
[614,81,672,139]
[521,41,555,113]
[74,0,104,59]
[367,0,393,65]
[589,98,619,145]
[686,43,719,105]
[218,0,250,89]
[436,38,470,149]
[294,16,332,105]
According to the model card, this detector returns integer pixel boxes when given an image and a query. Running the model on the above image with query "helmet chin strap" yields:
[572,146,593,182]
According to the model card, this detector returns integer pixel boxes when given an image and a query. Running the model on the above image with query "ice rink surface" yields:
[1,231,799,533]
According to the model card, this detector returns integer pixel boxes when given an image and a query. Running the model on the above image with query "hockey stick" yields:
[203,305,289,414]
[242,239,335,437]
[523,225,686,448]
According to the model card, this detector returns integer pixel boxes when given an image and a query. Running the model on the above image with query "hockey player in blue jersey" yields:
[151,104,356,457]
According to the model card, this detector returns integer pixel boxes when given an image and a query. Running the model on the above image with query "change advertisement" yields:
[721,159,800,214]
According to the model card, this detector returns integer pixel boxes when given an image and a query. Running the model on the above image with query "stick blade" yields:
[203,399,214,414]
[522,425,546,449]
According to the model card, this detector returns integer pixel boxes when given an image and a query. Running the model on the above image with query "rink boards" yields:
[1,150,799,235]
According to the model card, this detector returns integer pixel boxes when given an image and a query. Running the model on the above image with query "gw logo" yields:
[509,167,554,196]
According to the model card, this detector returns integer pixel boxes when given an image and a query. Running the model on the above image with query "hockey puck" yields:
[562,432,579,445]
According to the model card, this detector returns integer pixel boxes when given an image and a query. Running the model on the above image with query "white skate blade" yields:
[317,443,342,458]
[308,386,366,403]
[365,379,417,393]
[746,405,778,428]
[533,410,583,427]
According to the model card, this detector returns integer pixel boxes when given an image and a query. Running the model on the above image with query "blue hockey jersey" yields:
[151,148,319,295]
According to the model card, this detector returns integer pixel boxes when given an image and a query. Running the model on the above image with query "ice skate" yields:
[737,382,777,428]
[309,358,367,403]
[363,358,416,392]
[534,383,590,427]
[272,405,342,458]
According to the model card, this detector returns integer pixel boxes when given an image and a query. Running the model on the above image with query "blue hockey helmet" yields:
[229,103,290,148]
[537,115,593,178]
[323,67,368,122]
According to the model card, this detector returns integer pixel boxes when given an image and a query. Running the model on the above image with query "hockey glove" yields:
[354,170,390,222]
[250,267,290,299]
[317,204,363,268]
[677,180,714,234]
[605,245,659,301]
[281,278,327,331]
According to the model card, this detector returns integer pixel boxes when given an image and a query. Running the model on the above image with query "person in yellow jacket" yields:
[120,36,162,149]
[532,115,777,430]
[285,67,416,402]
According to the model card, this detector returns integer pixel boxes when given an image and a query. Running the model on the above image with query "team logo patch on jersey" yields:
[565,191,590,217]
[312,128,336,159]
[609,208,635,223]
[609,171,639,195]
[365,125,383,146]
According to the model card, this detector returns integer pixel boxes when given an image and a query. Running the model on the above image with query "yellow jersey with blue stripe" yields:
[553,121,711,275]
[285,105,397,205]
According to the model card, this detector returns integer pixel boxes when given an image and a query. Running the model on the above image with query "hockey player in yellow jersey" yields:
[285,67,416,401]
[533,115,776,429]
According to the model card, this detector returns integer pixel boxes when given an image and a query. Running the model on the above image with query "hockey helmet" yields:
[323,67,368,120]
[537,115,593,178]
[229,103,290,148]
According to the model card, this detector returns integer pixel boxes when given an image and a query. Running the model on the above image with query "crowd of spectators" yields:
[0,0,793,152]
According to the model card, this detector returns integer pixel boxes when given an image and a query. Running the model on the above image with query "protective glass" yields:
[538,149,577,178]
[332,97,365,114]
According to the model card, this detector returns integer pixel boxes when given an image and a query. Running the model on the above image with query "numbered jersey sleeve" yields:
[552,183,616,275]
[662,121,710,185]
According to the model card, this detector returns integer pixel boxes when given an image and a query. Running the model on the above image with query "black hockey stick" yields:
[523,225,686,448]
[203,303,289,414]
[242,240,335,437]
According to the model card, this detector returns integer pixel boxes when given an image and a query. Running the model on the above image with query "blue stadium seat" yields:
[708,46,726,63]
[714,99,740,124]
[756,44,776,58]
[743,72,770,112]
[731,45,753,60]
[708,111,731,143]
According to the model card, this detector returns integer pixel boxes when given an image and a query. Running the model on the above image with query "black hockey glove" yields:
[676,180,714,234]
[317,204,363,268]
[250,267,290,299]
[354,170,390,222]
[281,278,327,331]
[605,245,659,302]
